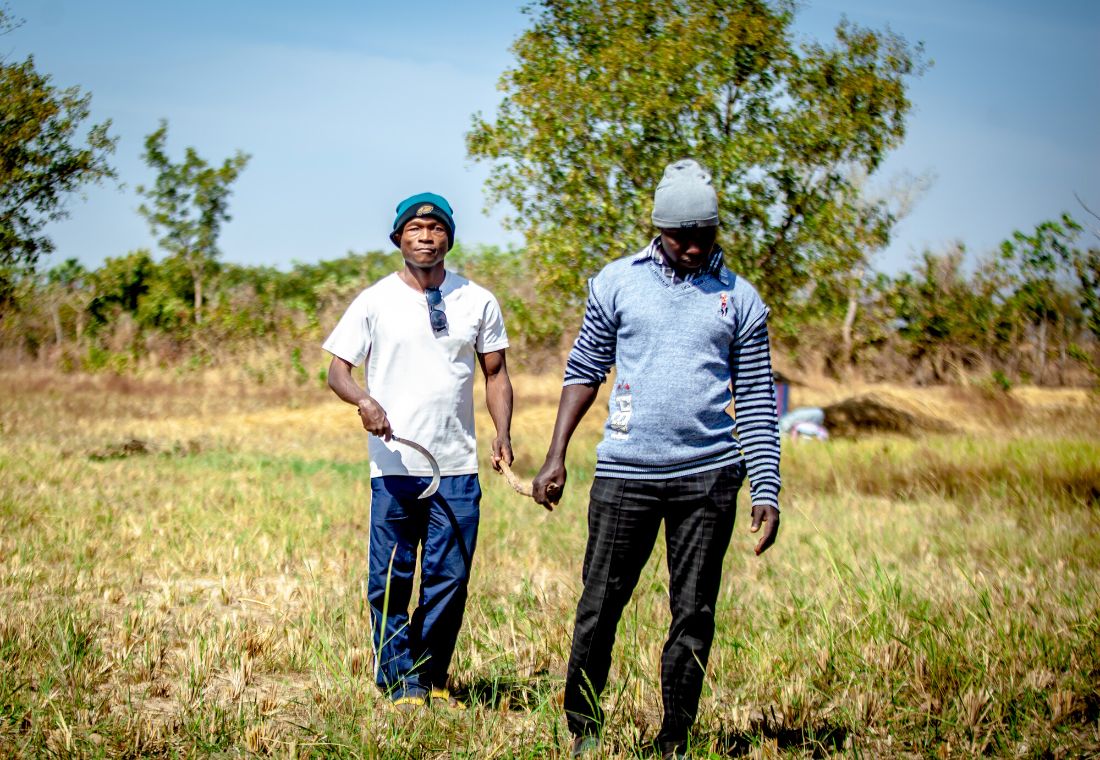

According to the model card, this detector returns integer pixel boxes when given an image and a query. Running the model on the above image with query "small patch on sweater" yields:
[610,380,632,440]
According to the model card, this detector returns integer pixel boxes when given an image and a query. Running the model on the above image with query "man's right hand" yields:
[531,457,566,508]
[530,384,598,509]
[356,397,392,440]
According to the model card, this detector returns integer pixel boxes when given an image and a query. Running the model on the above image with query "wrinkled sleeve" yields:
[476,292,510,353]
[729,310,781,509]
[322,291,372,367]
[563,277,617,386]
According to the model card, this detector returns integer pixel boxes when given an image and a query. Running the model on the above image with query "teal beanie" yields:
[390,192,455,249]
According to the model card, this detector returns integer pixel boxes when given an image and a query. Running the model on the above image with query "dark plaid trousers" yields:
[564,462,745,746]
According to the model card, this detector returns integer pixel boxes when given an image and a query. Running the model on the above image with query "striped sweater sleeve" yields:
[563,280,617,386]
[729,317,782,509]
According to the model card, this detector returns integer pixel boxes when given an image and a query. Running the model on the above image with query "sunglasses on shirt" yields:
[425,287,448,332]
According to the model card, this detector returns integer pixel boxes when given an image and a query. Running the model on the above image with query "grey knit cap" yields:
[651,158,719,228]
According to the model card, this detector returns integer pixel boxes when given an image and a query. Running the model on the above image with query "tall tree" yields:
[137,120,249,324]
[997,215,1083,384]
[44,257,89,346]
[804,171,929,371]
[889,245,1005,383]
[468,0,926,317]
[1072,197,1100,344]
[0,8,117,304]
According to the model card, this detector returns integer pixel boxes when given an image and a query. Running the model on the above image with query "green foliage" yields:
[81,343,131,373]
[1067,343,1100,386]
[33,258,91,349]
[781,268,897,376]
[0,41,117,303]
[467,0,926,318]
[997,213,1082,326]
[1071,246,1100,342]
[990,369,1012,393]
[874,216,1098,385]
[25,247,409,370]
[87,249,156,327]
[290,347,308,385]
[447,243,565,365]
[272,249,403,318]
[994,215,1089,384]
[136,120,249,325]
[886,247,1045,383]
[890,248,999,367]
[3,205,1099,384]
[46,257,87,289]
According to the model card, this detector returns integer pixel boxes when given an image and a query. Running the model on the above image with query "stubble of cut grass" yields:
[0,369,1097,757]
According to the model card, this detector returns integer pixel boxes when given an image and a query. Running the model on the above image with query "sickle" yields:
[391,435,441,499]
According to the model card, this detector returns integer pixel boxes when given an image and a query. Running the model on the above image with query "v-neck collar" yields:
[631,238,730,289]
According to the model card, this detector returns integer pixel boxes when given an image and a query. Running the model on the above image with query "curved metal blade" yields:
[391,435,440,499]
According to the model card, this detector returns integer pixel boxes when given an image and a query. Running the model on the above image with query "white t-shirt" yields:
[322,270,509,478]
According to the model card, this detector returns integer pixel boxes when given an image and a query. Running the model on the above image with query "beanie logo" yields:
[416,204,435,216]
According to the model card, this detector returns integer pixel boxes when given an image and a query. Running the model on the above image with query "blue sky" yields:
[5,0,1098,276]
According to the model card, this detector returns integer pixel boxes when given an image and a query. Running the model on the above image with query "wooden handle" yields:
[498,461,534,496]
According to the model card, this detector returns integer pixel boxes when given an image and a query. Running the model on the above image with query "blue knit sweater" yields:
[564,240,781,509]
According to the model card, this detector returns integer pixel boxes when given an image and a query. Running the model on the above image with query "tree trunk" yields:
[1037,319,1048,385]
[51,305,63,346]
[1054,312,1065,385]
[193,270,203,325]
[840,269,863,372]
[1008,321,1023,380]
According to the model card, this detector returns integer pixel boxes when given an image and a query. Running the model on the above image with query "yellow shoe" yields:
[389,694,426,713]
[430,688,467,711]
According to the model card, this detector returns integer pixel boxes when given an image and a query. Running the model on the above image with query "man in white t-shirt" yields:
[324,192,513,711]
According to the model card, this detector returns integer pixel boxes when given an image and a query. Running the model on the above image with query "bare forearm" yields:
[327,356,368,406]
[329,373,366,406]
[531,382,599,506]
[328,355,391,438]
[476,349,514,468]
[484,370,514,440]
[545,383,599,461]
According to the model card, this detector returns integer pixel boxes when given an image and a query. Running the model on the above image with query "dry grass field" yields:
[0,369,1098,758]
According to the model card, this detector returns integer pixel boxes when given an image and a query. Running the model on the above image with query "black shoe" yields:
[571,734,600,757]
[658,739,686,759]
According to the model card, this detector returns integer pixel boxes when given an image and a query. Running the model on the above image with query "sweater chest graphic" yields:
[610,381,632,440]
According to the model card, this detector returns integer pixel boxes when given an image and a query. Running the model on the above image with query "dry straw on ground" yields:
[0,369,1097,758]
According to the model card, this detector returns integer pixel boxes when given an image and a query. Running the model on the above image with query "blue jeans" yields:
[368,474,480,699]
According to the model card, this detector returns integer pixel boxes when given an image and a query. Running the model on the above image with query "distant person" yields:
[780,406,829,441]
[531,159,782,757]
[324,193,514,711]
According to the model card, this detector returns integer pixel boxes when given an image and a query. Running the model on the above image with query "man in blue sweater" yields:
[531,159,782,758]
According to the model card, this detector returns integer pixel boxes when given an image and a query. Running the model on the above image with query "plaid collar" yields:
[636,237,727,285]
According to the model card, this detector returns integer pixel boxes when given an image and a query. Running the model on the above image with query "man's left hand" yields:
[750,504,780,556]
[491,436,514,473]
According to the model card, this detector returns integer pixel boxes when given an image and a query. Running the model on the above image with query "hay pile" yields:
[821,393,958,437]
